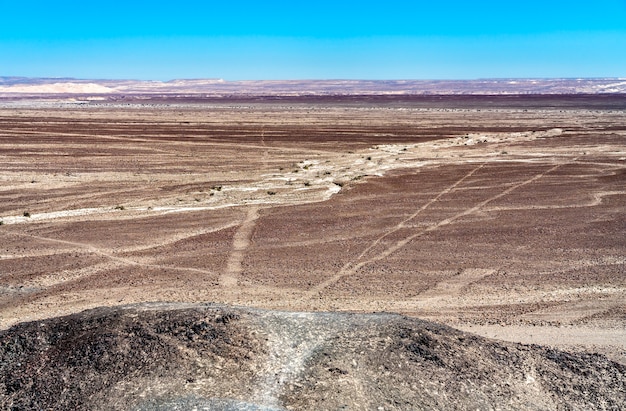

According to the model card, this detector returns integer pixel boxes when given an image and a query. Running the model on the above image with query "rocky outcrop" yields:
[1,303,624,410]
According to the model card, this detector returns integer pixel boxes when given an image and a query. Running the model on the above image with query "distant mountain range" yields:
[1,77,625,95]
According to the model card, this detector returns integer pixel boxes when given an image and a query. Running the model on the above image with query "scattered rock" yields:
[1,303,624,410]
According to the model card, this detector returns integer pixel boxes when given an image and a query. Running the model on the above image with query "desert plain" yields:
[0,94,624,368]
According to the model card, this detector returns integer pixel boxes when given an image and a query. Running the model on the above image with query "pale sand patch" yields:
[0,83,115,94]
[456,324,626,365]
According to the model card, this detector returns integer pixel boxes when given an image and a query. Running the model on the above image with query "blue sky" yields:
[1,1,625,80]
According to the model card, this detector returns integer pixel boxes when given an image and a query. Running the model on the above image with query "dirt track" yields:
[0,97,624,363]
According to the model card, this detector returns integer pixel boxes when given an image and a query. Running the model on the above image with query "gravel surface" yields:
[1,303,624,410]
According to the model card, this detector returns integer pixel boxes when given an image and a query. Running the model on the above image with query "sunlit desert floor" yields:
[1,96,624,363]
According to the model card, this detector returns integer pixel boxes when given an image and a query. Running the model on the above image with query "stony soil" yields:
[1,303,625,410]
[0,95,625,407]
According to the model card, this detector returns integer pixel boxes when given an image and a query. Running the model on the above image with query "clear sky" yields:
[1,1,625,80]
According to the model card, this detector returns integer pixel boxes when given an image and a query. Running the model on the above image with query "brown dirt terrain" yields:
[0,96,625,407]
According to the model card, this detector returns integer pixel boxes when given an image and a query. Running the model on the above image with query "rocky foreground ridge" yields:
[1,303,624,410]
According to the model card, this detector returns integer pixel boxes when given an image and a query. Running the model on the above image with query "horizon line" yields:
[2,76,626,82]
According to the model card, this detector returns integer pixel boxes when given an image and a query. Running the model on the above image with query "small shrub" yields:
[303,181,311,187]
[23,212,31,217]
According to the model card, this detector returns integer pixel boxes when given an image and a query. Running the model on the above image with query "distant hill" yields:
[1,77,626,96]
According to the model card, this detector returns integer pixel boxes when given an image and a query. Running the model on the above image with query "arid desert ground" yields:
[1,95,625,369]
